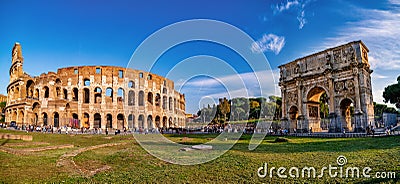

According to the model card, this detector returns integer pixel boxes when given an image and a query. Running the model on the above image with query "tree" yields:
[383,76,400,109]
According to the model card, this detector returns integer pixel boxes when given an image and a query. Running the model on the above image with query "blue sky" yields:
[0,0,399,113]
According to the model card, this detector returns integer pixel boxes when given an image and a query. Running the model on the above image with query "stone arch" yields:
[170,117,174,127]
[83,88,90,103]
[169,97,173,111]
[94,113,101,128]
[83,78,90,86]
[26,80,34,97]
[34,88,40,99]
[162,96,167,110]
[138,114,145,129]
[128,81,135,88]
[117,114,125,129]
[163,116,168,128]
[139,91,144,106]
[117,88,124,102]
[106,114,113,128]
[63,88,68,100]
[72,88,78,101]
[18,110,24,125]
[147,115,153,129]
[288,106,299,130]
[82,113,89,128]
[94,87,102,104]
[339,98,354,132]
[147,92,153,105]
[43,86,49,98]
[15,86,20,99]
[106,88,113,103]
[53,112,59,127]
[155,116,161,128]
[128,114,135,129]
[71,113,79,128]
[128,90,135,106]
[42,112,48,126]
[155,93,161,107]
[306,86,329,132]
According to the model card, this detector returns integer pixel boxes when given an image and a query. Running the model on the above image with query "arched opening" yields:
[73,88,78,101]
[147,115,153,129]
[26,80,34,98]
[117,114,125,129]
[138,115,144,129]
[155,116,161,128]
[83,113,89,128]
[43,113,48,126]
[163,116,168,128]
[15,87,20,99]
[128,114,134,129]
[53,112,59,127]
[83,78,90,86]
[306,87,329,132]
[147,92,153,105]
[163,88,167,94]
[34,89,39,99]
[55,78,61,84]
[18,110,24,125]
[43,86,49,98]
[170,117,174,128]
[128,90,135,106]
[94,113,101,128]
[106,88,113,103]
[139,91,144,106]
[72,113,79,128]
[94,87,102,104]
[63,89,68,100]
[117,88,124,102]
[55,87,61,99]
[155,93,161,107]
[83,88,90,103]
[340,98,354,132]
[169,97,173,111]
[106,114,113,128]
[288,106,299,130]
[128,81,134,88]
[162,96,167,110]
[34,113,38,126]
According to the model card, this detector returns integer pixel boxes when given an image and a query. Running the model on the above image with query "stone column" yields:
[281,87,286,118]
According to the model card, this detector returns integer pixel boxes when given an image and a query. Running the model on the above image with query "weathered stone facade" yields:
[4,43,186,130]
[279,41,374,132]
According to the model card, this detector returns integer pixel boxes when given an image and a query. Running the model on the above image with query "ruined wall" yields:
[4,43,186,130]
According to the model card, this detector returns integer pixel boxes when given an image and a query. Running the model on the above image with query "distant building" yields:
[0,94,6,103]
[382,112,398,127]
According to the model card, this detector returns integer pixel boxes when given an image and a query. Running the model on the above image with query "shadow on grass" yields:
[164,134,400,153]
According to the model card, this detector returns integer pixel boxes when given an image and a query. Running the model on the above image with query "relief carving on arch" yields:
[334,80,355,95]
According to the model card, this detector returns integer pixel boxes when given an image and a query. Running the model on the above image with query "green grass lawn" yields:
[0,129,399,183]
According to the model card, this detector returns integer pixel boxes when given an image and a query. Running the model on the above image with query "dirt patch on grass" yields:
[0,144,74,155]
[56,142,128,177]
[3,142,50,147]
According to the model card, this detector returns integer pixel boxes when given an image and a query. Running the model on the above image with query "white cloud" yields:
[297,10,306,29]
[274,0,299,13]
[181,69,280,99]
[251,34,286,54]
[320,3,400,70]
[272,0,313,29]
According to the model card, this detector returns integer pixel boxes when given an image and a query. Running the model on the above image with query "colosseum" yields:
[4,43,186,130]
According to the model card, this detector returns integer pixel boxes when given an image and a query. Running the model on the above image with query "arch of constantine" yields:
[4,43,186,130]
[279,41,374,133]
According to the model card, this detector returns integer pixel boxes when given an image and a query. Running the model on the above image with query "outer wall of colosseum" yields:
[5,43,186,130]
